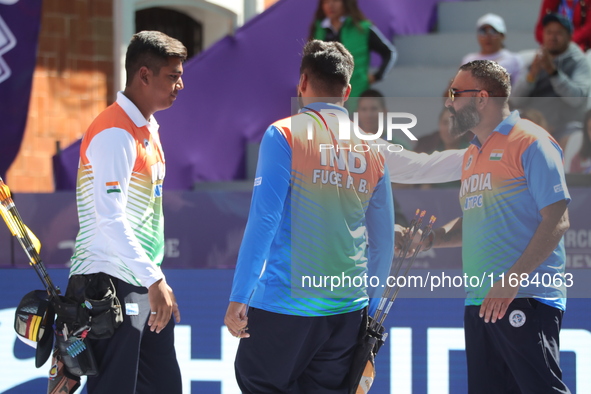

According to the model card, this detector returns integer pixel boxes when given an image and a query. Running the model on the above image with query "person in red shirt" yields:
[535,0,591,50]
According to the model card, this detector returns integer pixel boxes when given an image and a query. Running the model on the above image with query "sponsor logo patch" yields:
[49,363,58,379]
[509,309,526,328]
[125,303,139,316]
[554,184,564,193]
[254,177,262,187]
[154,184,162,197]
[465,155,473,170]
[144,139,153,155]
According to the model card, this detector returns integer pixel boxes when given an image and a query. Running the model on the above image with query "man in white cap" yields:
[462,13,523,85]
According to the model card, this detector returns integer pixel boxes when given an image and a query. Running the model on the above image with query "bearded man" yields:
[423,60,572,393]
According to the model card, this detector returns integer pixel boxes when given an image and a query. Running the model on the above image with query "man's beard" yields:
[448,98,480,137]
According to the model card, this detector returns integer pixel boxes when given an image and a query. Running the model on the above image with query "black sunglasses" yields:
[448,88,483,102]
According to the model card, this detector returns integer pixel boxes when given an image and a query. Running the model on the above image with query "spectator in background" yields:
[516,107,584,158]
[462,13,523,85]
[535,0,591,51]
[415,108,472,154]
[564,108,591,173]
[357,89,413,149]
[517,107,550,131]
[512,13,591,145]
[521,106,583,150]
[309,0,397,99]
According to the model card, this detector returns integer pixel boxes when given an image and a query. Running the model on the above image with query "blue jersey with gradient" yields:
[230,102,395,316]
[461,111,570,310]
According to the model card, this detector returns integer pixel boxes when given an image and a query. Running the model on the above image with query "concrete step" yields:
[437,0,542,34]
[374,66,460,97]
[395,32,538,67]
[377,49,538,98]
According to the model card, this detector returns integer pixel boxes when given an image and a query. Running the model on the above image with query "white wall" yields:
[112,0,263,92]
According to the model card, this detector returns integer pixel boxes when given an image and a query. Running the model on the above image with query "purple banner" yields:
[1,188,590,276]
[0,0,43,179]
[53,0,462,190]
[52,139,80,190]
[0,189,254,269]
[362,0,464,37]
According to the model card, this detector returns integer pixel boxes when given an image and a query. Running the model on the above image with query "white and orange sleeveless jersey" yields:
[69,92,165,288]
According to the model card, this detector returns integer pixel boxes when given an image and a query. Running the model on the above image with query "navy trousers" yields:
[235,307,364,393]
[464,298,570,394]
[85,278,182,394]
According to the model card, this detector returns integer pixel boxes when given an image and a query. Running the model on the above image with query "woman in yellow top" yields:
[309,0,397,98]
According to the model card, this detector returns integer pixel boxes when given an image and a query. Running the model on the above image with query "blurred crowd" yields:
[312,0,591,177]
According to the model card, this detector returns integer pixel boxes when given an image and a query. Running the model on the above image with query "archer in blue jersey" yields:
[224,40,394,394]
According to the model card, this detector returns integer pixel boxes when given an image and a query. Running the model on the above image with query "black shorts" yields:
[464,298,570,394]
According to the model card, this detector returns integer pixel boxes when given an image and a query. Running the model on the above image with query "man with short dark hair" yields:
[425,60,571,393]
[224,39,395,393]
[67,31,186,393]
[513,13,591,142]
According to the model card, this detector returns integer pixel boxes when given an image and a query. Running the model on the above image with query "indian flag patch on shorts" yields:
[106,181,121,194]
[489,149,504,161]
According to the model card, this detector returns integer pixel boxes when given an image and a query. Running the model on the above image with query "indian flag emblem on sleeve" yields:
[106,181,121,194]
[489,149,504,161]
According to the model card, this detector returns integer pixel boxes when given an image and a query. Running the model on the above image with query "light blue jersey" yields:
[230,103,395,316]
